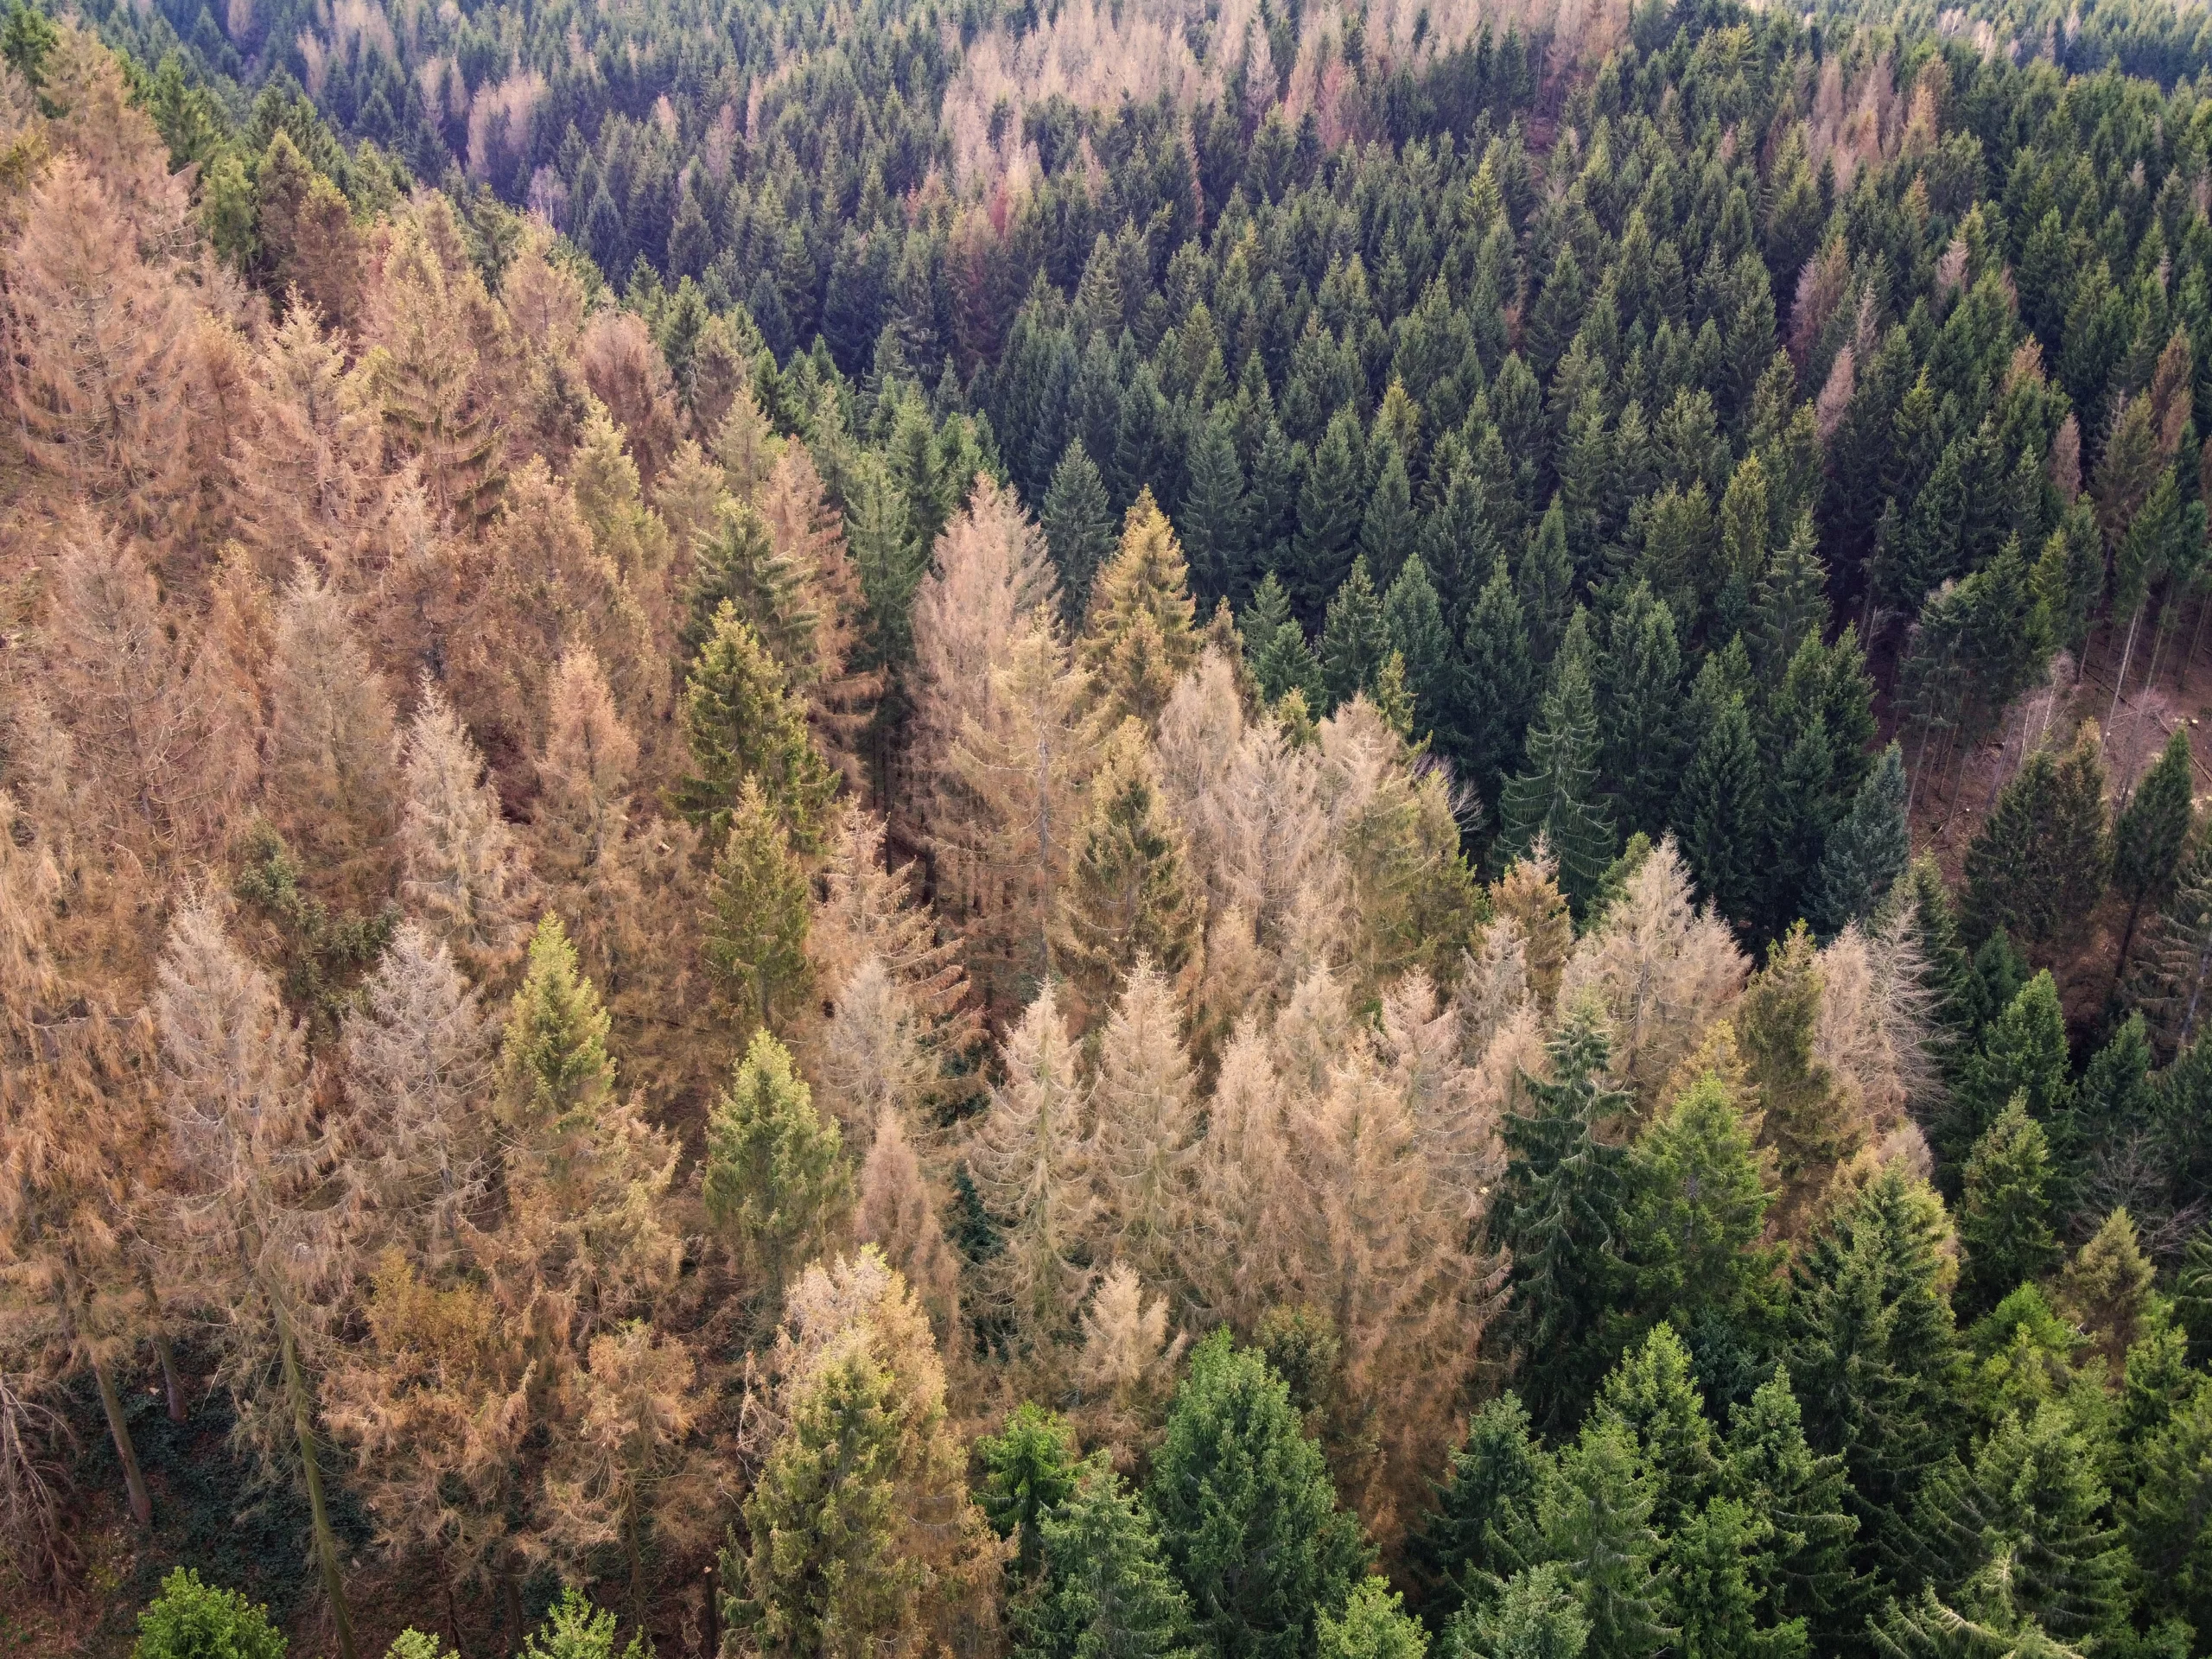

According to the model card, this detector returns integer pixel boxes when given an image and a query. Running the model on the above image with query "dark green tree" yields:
[1183,410,1252,606]
[1018,1463,1198,1659]
[1046,440,1119,626]
[1955,1098,2062,1318]
[1494,1005,1632,1432]
[976,1402,1084,1582]
[671,602,839,848]
[1960,722,2110,949]
[1415,1393,1548,1619]
[1675,684,1764,927]
[1517,502,1575,670]
[1720,1366,1862,1648]
[2112,728,2197,986]
[1499,611,1617,913]
[1461,555,1538,807]
[1588,1323,1720,1529]
[1783,1164,1964,1585]
[1319,556,1392,711]
[1942,971,2074,1175]
[1594,583,1687,838]
[1292,408,1366,627]
[1360,441,1420,589]
[1811,745,1910,937]
[1535,1420,1675,1659]
[1382,556,1457,753]
[1145,1332,1367,1659]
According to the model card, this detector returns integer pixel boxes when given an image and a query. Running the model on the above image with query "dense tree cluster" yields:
[19,2,2212,1658]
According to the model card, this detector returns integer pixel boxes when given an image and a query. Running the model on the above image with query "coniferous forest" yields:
[28,0,2212,1652]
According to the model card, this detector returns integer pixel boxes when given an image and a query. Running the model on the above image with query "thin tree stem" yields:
[279,1308,357,1659]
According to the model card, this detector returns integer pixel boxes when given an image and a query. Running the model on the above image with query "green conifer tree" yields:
[1320,556,1392,712]
[1517,502,1575,670]
[1499,612,1617,913]
[1588,1324,1721,1528]
[1812,744,1910,936]
[1383,556,1456,752]
[1536,1421,1675,1659]
[1145,1332,1368,1659]
[977,1403,1084,1582]
[2113,728,2196,985]
[1955,1098,2063,1317]
[1675,687,1764,927]
[683,499,819,671]
[1293,408,1366,626]
[1182,410,1251,606]
[1496,1006,1632,1431]
[731,1351,914,1656]
[1624,1073,1783,1362]
[702,774,813,1035]
[1416,1394,1548,1618]
[1018,1462,1197,1659]
[673,603,839,848]
[1720,1366,1862,1647]
[1462,556,1538,808]
[1595,584,1687,838]
[1783,1165,1964,1584]
[1045,440,1119,626]
[1360,441,1420,589]
[702,1028,849,1309]
[1960,722,2110,949]
[1942,971,2074,1174]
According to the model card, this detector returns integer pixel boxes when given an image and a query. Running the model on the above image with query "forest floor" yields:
[0,1354,714,1659]
[1903,598,2212,1035]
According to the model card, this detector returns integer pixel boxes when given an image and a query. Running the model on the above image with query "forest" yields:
[18,0,2212,1653]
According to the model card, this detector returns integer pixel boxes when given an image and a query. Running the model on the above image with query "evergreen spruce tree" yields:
[1812,744,1910,936]
[1916,1401,2133,1646]
[1416,1394,1548,1618]
[1783,1164,1964,1584]
[1517,502,1575,670]
[1319,1580,1428,1659]
[2113,728,2196,985]
[2139,834,2212,1052]
[673,602,839,848]
[1535,1420,1675,1659]
[2126,1376,2212,1637]
[1361,441,1420,589]
[1145,1332,1368,1659]
[1018,1462,1197,1659]
[1955,1097,2062,1318]
[1383,556,1457,753]
[683,498,819,670]
[1293,408,1366,627]
[1942,971,2074,1174]
[733,1351,916,1656]
[1462,555,1538,809]
[1320,556,1391,711]
[1623,1072,1783,1363]
[1058,724,1204,1015]
[976,1403,1084,1582]
[1495,1004,1632,1431]
[1182,410,1251,607]
[1750,515,1830,690]
[1960,721,2110,948]
[1675,685,1764,927]
[1045,440,1119,627]
[1449,1564,1589,1659]
[1245,572,1326,710]
[1669,1498,1806,1659]
[1499,612,1617,912]
[702,1029,849,1311]
[703,775,813,1035]
[1720,1366,1862,1648]
[1081,489,1201,728]
[1594,584,1688,838]
[1737,925,1856,1219]
[1588,1324,1721,1528]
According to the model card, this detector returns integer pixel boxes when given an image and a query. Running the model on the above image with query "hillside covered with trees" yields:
[18,0,2212,1655]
